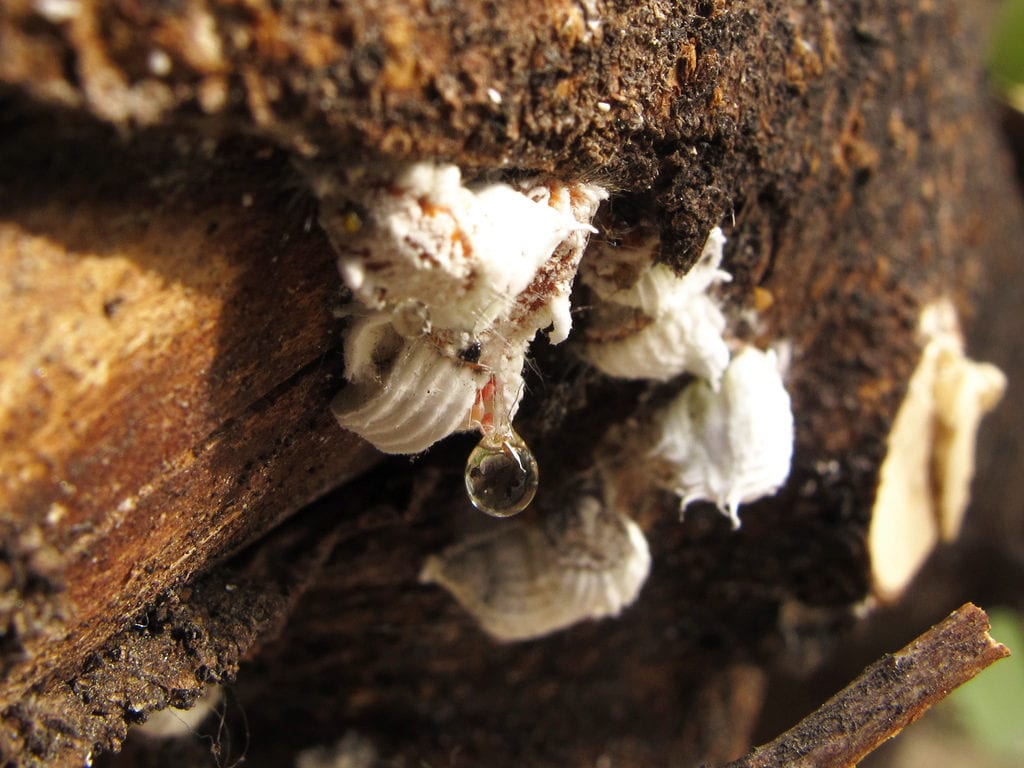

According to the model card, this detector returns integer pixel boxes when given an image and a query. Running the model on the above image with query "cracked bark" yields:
[0,1,1022,766]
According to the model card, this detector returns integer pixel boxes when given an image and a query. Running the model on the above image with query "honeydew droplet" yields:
[464,429,539,517]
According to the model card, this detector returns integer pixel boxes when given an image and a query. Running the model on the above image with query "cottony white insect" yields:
[581,227,732,387]
[336,162,588,333]
[868,298,1006,601]
[323,162,607,456]
[332,317,485,454]
[420,495,650,642]
[653,345,794,528]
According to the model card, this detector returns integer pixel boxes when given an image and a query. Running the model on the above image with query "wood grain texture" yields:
[0,122,380,712]
[0,1,1020,766]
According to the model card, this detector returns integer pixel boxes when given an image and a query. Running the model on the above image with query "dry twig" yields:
[718,603,1011,768]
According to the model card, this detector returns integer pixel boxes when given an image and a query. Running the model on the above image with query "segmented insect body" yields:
[869,298,1007,600]
[327,163,606,487]
[331,319,486,454]
[653,345,794,528]
[420,495,650,642]
[581,227,732,387]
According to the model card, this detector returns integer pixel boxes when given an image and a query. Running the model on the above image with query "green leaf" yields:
[950,608,1024,758]
[990,0,1024,92]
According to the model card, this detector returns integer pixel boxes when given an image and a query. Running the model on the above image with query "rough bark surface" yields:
[0,1,1021,766]
[0,116,381,713]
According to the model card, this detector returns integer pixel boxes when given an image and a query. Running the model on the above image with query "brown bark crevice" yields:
[0,1,1021,766]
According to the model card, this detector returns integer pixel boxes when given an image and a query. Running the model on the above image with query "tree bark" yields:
[0,1,1021,766]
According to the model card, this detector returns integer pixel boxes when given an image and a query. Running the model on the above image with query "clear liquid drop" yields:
[464,429,539,517]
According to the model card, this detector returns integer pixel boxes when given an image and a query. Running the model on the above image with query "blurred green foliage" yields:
[949,608,1024,760]
[990,0,1024,94]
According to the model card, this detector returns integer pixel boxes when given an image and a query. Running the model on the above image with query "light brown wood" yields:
[0,1,1021,766]
[0,134,380,703]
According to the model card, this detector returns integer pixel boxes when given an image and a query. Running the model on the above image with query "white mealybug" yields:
[331,318,486,455]
[868,298,1006,601]
[420,494,650,642]
[319,161,606,518]
[334,162,586,334]
[581,227,732,387]
[652,345,795,528]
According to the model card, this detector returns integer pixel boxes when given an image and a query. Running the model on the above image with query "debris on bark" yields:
[0,1,1022,766]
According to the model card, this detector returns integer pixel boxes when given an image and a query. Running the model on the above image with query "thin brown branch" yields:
[718,603,1011,768]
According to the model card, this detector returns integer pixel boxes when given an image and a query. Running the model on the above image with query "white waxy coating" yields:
[332,318,486,454]
[338,163,592,334]
[420,496,650,642]
[653,345,794,528]
[868,298,1006,601]
[328,162,606,455]
[133,686,222,740]
[582,227,732,386]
